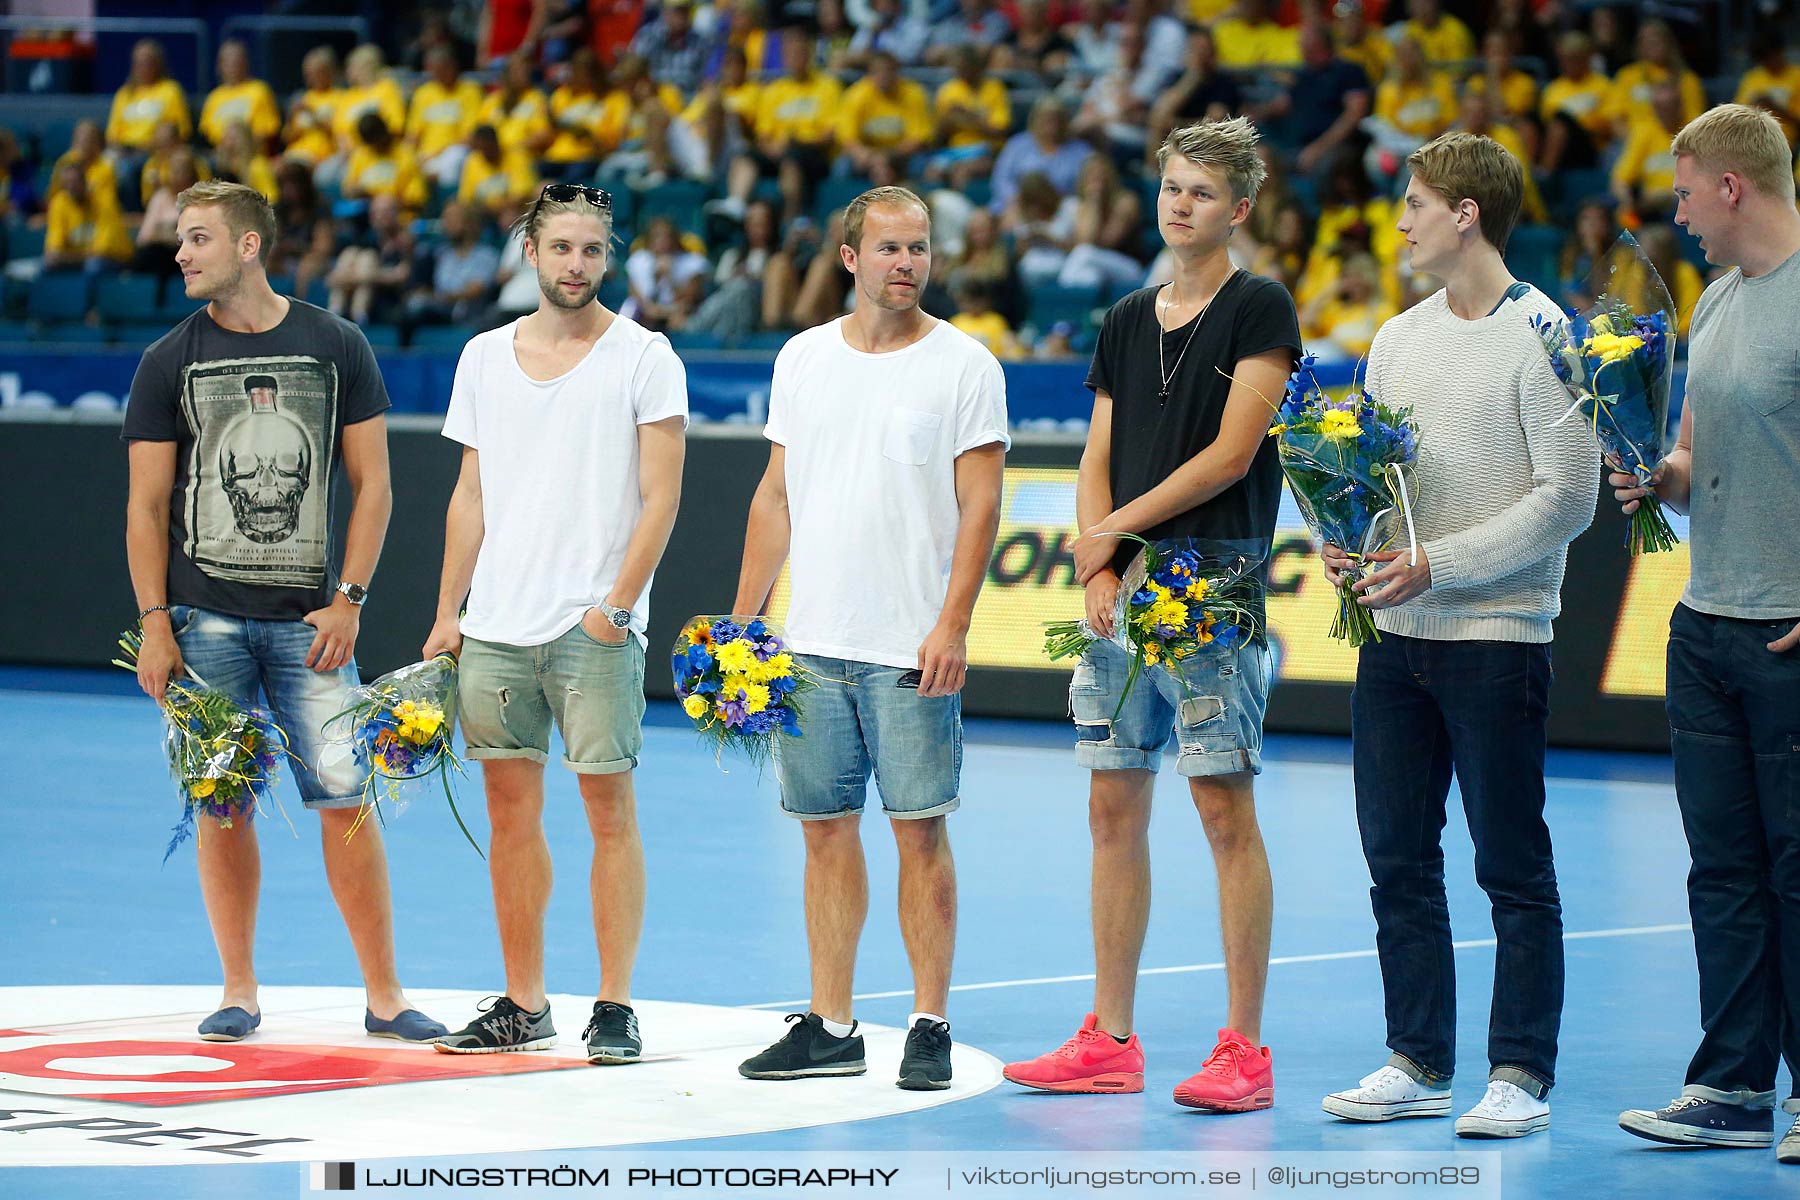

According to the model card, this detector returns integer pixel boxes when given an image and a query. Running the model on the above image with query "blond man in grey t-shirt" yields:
[1615,104,1800,1164]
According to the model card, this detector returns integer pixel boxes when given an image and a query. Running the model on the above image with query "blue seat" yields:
[38,321,110,344]
[155,285,205,323]
[362,323,403,349]
[814,174,872,223]
[636,178,711,236]
[96,272,163,324]
[598,273,628,311]
[1026,283,1102,333]
[0,318,37,341]
[1505,224,1564,298]
[733,331,789,352]
[112,321,172,345]
[28,271,92,322]
[7,222,48,263]
[407,324,473,352]
[666,330,723,352]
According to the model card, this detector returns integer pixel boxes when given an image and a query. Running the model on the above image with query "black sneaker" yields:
[739,1012,866,1079]
[433,996,557,1054]
[897,1018,953,1091]
[1618,1095,1774,1147]
[584,1001,642,1065]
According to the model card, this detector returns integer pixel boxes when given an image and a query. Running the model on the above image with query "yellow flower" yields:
[1147,581,1172,603]
[1143,643,1162,665]
[1582,332,1644,364]
[191,777,217,799]
[740,682,772,714]
[746,651,793,684]
[1186,577,1210,601]
[683,694,709,719]
[1145,599,1189,630]
[1321,409,1363,439]
[715,639,758,675]
[1267,424,1286,436]
[686,622,713,646]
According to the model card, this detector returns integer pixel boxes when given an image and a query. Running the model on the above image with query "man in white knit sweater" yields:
[1317,133,1598,1138]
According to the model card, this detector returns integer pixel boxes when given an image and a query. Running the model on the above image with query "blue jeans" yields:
[169,604,363,808]
[774,655,962,820]
[1351,633,1562,1098]
[1070,637,1272,778]
[1667,603,1800,1105]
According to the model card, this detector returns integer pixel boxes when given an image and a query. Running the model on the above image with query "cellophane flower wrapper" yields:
[671,616,816,769]
[324,654,481,857]
[1043,535,1266,717]
[1270,353,1421,647]
[1530,231,1678,554]
[114,628,296,862]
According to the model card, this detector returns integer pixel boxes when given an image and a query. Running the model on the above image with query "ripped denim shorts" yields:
[1069,636,1271,778]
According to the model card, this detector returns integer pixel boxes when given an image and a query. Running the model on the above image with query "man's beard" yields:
[539,269,600,309]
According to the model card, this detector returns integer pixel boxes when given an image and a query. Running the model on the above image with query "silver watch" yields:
[601,603,631,629]
[337,581,368,606]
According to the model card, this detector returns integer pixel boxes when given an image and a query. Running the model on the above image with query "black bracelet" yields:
[137,604,172,624]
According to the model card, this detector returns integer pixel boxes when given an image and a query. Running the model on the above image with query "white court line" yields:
[741,922,1691,1010]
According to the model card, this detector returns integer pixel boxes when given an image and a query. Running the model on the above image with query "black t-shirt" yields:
[1085,271,1300,576]
[1288,59,1370,146]
[122,298,391,621]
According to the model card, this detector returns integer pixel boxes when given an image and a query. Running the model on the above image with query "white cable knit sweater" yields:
[1364,286,1599,644]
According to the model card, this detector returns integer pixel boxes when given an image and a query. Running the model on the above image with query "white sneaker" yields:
[1322,1065,1452,1122]
[1455,1080,1550,1138]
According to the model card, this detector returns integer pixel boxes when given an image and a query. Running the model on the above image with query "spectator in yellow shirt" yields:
[1301,253,1393,360]
[409,45,484,187]
[1736,35,1800,147]
[950,279,1020,358]
[725,28,843,227]
[683,46,763,182]
[546,48,616,170]
[1372,37,1457,140]
[283,46,344,167]
[131,149,202,276]
[1213,0,1301,69]
[50,120,118,205]
[333,44,408,156]
[837,52,933,175]
[1605,19,1705,139]
[1454,91,1546,224]
[1538,32,1612,172]
[44,162,132,270]
[343,113,429,212]
[140,121,212,208]
[107,39,191,153]
[1333,0,1389,85]
[479,53,555,158]
[1467,30,1539,127]
[458,124,540,220]
[929,45,1011,188]
[1609,81,1685,225]
[199,40,281,149]
[1630,223,1703,339]
[1398,0,1475,66]
[212,121,278,202]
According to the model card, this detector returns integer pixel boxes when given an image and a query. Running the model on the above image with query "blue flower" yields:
[710,618,743,644]
[778,705,803,737]
[1214,624,1245,650]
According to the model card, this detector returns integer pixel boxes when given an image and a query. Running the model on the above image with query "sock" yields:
[1111,1033,1132,1045]
[909,1011,948,1029]
[817,1015,854,1039]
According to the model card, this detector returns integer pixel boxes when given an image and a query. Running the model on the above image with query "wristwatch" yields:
[336,581,369,606]
[601,602,632,629]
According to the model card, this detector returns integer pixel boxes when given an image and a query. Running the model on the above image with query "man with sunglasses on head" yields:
[424,183,688,1061]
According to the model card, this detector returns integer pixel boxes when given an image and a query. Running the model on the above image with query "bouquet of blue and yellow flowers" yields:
[1269,353,1421,647]
[1043,535,1264,716]
[114,627,297,862]
[1530,231,1678,555]
[672,616,814,766]
[323,654,480,856]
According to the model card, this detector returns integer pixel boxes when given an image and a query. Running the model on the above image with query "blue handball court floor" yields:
[1,667,1792,1200]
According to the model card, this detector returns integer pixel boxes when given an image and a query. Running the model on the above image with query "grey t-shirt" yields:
[122,298,391,621]
[1681,247,1800,619]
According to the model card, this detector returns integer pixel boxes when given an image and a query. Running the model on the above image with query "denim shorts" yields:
[775,654,962,820]
[169,604,364,809]
[459,625,645,774]
[1070,637,1272,778]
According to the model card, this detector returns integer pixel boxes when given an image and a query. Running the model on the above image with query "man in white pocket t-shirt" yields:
[733,186,1010,1091]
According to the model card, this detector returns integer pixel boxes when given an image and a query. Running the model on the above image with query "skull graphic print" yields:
[181,356,338,588]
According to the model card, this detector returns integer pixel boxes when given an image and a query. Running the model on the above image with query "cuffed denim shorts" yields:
[459,625,645,774]
[775,654,962,820]
[169,603,364,808]
[1070,637,1272,778]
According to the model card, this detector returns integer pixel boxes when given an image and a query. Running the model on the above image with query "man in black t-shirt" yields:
[1003,118,1300,1112]
[122,180,445,1045]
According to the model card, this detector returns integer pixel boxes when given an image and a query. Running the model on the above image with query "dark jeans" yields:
[1351,633,1562,1098]
[1668,602,1800,1103]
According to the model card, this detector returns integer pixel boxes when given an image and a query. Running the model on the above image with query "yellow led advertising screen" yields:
[767,465,1366,684]
[1599,527,1690,698]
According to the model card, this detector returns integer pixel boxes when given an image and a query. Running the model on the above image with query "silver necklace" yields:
[1157,268,1235,400]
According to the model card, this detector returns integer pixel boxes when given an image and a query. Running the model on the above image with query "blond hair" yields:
[1406,131,1524,252]
[843,185,929,255]
[176,179,278,264]
[1671,103,1796,201]
[1157,116,1268,204]
[510,184,616,254]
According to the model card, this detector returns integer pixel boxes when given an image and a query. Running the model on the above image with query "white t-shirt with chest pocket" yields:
[765,317,1010,668]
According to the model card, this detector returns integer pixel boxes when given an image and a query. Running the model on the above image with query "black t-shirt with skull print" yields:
[123,298,391,621]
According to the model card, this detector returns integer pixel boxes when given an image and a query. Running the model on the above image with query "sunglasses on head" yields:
[536,182,612,211]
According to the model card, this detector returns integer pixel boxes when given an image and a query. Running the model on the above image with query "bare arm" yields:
[914,441,1004,698]
[1300,89,1371,171]
[303,413,392,671]
[1074,389,1122,634]
[125,439,183,701]
[423,445,484,658]
[732,443,791,615]
[584,414,686,642]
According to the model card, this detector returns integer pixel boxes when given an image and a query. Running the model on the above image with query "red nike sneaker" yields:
[1003,1013,1145,1094]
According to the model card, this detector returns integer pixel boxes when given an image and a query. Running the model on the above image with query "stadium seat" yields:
[27,270,92,322]
[638,178,710,236]
[5,223,47,264]
[733,331,790,352]
[39,322,109,344]
[0,318,36,342]
[598,274,628,311]
[1026,283,1102,333]
[666,330,723,352]
[362,323,402,349]
[1504,224,1564,299]
[96,273,162,325]
[814,174,873,224]
[407,324,472,353]
[111,322,172,346]
[155,284,206,323]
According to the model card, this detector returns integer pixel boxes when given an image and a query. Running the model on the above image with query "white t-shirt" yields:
[766,317,1010,668]
[441,314,689,647]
